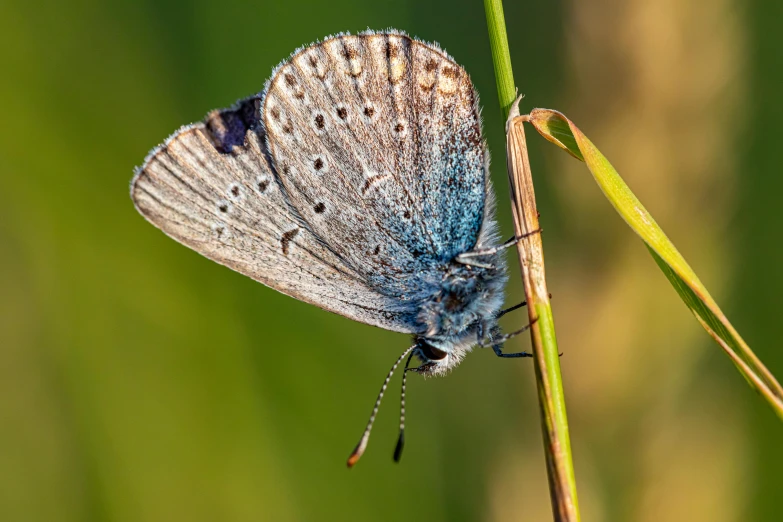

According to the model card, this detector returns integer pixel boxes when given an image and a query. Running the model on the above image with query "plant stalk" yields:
[483,0,517,116]
[506,107,580,521]
[484,1,581,520]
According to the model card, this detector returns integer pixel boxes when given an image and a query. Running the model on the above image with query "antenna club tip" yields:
[347,438,367,468]
[393,431,405,463]
[346,452,362,468]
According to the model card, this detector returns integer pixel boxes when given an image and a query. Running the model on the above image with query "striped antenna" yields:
[393,351,415,462]
[347,344,416,468]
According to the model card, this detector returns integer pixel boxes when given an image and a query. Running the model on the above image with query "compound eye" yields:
[417,340,448,361]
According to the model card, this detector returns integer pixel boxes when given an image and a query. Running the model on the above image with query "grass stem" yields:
[484,1,582,519]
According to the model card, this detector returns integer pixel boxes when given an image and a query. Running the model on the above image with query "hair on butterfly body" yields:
[131,29,536,468]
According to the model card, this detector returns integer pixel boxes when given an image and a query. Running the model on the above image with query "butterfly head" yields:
[408,337,465,376]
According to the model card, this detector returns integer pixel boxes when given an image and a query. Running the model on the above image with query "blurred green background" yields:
[1,0,781,520]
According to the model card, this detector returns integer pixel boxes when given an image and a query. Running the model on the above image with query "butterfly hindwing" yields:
[262,32,490,299]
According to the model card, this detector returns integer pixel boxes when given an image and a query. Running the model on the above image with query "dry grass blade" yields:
[505,100,580,522]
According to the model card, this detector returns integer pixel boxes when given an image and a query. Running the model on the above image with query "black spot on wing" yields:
[281,228,299,255]
[204,96,261,153]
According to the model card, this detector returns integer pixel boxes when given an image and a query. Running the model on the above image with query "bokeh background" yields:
[1,0,781,520]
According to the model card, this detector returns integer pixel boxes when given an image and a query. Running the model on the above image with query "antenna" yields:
[347,344,416,468]
[393,351,415,462]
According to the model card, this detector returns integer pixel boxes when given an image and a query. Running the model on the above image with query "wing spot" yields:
[257,179,269,193]
[393,120,408,138]
[314,113,325,130]
[438,68,459,94]
[314,158,324,170]
[314,202,326,213]
[281,228,299,255]
[271,107,280,120]
[304,52,327,79]
[341,46,363,77]
[336,107,348,120]
[361,172,391,195]
[403,210,411,219]
[385,43,399,59]
[373,245,380,256]
[282,72,305,100]
[217,200,231,214]
[211,223,230,240]
[364,106,375,118]
[424,59,437,72]
[228,183,243,201]
[442,67,458,79]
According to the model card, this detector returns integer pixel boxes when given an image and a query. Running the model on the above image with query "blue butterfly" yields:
[131,30,536,467]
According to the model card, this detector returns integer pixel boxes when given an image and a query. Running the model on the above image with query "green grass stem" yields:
[484,2,582,520]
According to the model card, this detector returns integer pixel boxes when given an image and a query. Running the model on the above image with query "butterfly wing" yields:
[131,96,417,333]
[262,31,493,300]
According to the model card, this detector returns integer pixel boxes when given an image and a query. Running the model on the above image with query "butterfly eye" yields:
[417,340,448,361]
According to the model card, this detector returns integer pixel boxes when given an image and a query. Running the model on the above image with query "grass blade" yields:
[527,108,783,419]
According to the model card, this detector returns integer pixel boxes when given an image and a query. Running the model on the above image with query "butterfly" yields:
[131,30,535,467]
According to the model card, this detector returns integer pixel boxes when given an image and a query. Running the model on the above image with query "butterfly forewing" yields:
[131,96,417,333]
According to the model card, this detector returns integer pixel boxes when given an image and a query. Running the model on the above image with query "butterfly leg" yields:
[456,229,542,268]
[455,237,516,267]
[492,344,533,358]
[486,319,565,358]
[496,300,527,319]
[495,292,554,319]
[480,317,539,357]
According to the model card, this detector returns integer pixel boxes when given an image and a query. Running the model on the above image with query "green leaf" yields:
[527,108,783,419]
